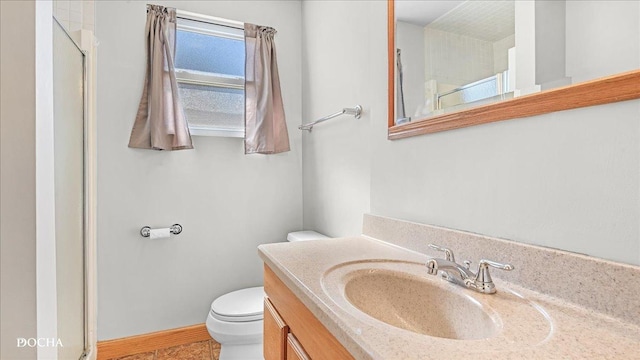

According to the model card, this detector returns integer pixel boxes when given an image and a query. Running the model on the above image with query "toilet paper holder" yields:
[140,224,183,237]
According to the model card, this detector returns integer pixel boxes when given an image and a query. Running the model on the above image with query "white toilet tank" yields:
[207,230,329,360]
[287,230,329,242]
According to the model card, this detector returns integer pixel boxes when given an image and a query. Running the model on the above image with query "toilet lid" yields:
[211,286,264,322]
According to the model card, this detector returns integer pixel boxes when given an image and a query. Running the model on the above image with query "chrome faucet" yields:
[425,244,514,294]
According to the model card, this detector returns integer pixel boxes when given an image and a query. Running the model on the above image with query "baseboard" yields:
[96,323,212,360]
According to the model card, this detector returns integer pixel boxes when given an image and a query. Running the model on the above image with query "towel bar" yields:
[299,105,362,132]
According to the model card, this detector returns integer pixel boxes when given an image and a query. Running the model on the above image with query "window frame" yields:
[175,10,246,138]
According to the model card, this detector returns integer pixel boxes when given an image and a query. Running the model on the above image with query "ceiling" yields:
[396,0,515,42]
[396,0,464,27]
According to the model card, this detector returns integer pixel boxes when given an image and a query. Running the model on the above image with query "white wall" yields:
[302,1,640,266]
[535,0,566,87]
[52,0,94,33]
[424,28,495,87]
[96,1,302,340]
[0,1,38,359]
[373,101,639,265]
[301,0,374,237]
[35,2,60,359]
[566,0,640,83]
[493,34,514,74]
[514,0,540,95]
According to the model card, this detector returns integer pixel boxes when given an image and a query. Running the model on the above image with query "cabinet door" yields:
[264,265,354,360]
[287,334,311,360]
[264,297,288,360]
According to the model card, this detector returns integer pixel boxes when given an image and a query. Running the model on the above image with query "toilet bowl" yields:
[206,287,264,360]
[206,231,329,360]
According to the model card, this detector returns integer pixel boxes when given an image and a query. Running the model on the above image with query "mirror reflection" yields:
[395,0,640,125]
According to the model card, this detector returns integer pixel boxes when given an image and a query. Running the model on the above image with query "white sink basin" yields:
[322,260,551,343]
[344,268,498,339]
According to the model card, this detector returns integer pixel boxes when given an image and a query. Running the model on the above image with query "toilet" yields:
[206,231,329,360]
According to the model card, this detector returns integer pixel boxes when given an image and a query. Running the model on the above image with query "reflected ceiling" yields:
[395,0,463,26]
[396,1,515,42]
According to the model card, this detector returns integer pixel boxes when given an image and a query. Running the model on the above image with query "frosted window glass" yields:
[175,30,245,77]
[174,17,246,135]
[178,83,244,130]
[440,78,498,108]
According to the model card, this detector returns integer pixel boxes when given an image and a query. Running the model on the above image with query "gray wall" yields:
[566,0,639,83]
[0,1,38,359]
[96,1,302,340]
[301,0,373,237]
[535,0,566,87]
[301,0,640,266]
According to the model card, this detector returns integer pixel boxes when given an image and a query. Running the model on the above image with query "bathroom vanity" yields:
[259,215,640,360]
[264,265,353,360]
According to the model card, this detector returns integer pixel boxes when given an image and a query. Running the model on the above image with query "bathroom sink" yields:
[322,260,552,343]
[343,269,497,340]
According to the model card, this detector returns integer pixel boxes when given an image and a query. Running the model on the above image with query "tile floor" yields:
[110,340,221,360]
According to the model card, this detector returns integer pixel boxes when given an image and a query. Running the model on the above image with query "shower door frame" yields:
[51,16,97,360]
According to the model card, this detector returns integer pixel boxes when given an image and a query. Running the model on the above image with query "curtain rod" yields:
[176,9,244,30]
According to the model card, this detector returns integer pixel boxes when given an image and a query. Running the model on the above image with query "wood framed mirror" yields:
[388,0,640,140]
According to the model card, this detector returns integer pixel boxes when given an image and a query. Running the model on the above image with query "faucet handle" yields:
[473,259,514,291]
[478,259,514,272]
[428,244,456,262]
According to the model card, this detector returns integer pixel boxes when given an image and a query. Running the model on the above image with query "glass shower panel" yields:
[53,20,85,360]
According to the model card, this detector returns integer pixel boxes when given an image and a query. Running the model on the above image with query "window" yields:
[175,11,245,137]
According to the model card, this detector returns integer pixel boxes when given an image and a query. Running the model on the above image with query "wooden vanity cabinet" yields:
[263,265,354,360]
[264,297,288,360]
[286,334,310,360]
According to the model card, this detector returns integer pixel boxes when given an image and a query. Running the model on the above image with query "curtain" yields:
[128,5,193,151]
[244,23,290,154]
[396,48,408,121]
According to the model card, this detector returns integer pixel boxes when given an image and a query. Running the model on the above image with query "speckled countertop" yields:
[258,236,640,359]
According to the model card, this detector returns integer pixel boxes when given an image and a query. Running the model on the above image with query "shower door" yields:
[53,19,86,360]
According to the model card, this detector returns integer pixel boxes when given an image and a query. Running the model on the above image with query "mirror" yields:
[388,0,640,139]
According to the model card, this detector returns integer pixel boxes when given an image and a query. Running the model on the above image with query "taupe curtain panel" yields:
[244,24,290,154]
[129,5,193,151]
